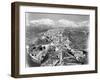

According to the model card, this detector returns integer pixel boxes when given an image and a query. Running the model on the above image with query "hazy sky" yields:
[26,12,89,23]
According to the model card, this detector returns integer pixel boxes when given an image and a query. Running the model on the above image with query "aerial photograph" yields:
[25,13,89,67]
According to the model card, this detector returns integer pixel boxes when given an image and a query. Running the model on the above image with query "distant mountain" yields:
[78,21,89,27]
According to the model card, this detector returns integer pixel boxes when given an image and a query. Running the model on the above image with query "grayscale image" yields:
[25,13,89,67]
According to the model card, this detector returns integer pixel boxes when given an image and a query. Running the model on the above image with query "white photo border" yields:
[19,5,96,75]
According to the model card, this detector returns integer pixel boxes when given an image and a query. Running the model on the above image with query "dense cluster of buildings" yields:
[27,28,87,66]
